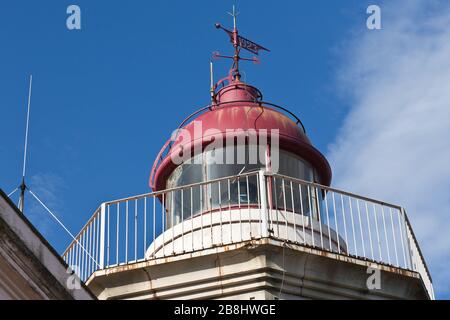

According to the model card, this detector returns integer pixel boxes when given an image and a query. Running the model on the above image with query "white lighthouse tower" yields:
[63,10,434,300]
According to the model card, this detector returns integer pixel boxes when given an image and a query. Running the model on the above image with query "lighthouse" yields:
[64,9,434,300]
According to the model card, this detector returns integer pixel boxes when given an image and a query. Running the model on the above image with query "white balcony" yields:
[62,170,434,299]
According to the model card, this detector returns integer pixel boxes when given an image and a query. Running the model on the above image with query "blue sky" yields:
[1,1,449,299]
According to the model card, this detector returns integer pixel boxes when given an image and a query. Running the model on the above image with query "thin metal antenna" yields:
[6,75,97,267]
[210,61,215,103]
[228,5,239,30]
[18,75,33,213]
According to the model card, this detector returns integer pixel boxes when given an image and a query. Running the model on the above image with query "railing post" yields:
[259,170,269,238]
[401,207,414,270]
[99,203,106,270]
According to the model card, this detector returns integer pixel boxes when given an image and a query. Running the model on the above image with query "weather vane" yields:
[212,5,270,89]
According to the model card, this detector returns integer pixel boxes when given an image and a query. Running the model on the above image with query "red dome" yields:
[149,82,332,190]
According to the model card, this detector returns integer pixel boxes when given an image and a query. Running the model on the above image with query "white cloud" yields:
[328,0,450,298]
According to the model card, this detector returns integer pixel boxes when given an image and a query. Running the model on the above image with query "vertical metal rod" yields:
[340,194,349,251]
[91,219,96,270]
[97,213,101,267]
[92,218,96,273]
[290,181,297,243]
[83,233,87,280]
[125,201,129,263]
[90,223,95,274]
[365,202,374,261]
[99,203,106,269]
[397,208,407,268]
[373,203,382,261]
[87,225,91,276]
[18,75,33,213]
[70,243,74,273]
[191,187,194,250]
[401,209,413,269]
[256,172,263,237]
[91,223,95,274]
[153,196,156,250]
[80,237,84,278]
[299,184,306,245]
[200,185,204,249]
[89,218,94,273]
[228,179,232,243]
[238,177,242,241]
[76,239,80,278]
[218,182,223,244]
[389,207,399,266]
[356,199,366,258]
[76,238,80,278]
[332,192,341,254]
[86,229,90,279]
[162,193,166,256]
[80,231,85,281]
[116,203,119,264]
[90,219,95,274]
[210,61,215,102]
[348,197,357,256]
[72,244,76,272]
[73,246,76,273]
[73,241,77,277]
[134,199,138,261]
[267,176,274,231]
[246,176,252,239]
[144,197,147,257]
[84,230,88,275]
[281,179,288,240]
[273,177,280,238]
[107,205,110,267]
[316,187,324,249]
[67,248,71,271]
[381,205,391,265]
[89,222,93,275]
[210,183,214,246]
[171,191,175,254]
[22,75,33,179]
[181,190,184,252]
[79,232,83,281]
[307,185,315,247]
[70,238,78,273]
[70,246,74,272]
[324,191,332,251]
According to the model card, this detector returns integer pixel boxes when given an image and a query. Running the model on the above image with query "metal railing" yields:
[62,170,434,299]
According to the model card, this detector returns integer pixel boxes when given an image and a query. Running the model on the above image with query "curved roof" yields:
[149,82,332,190]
